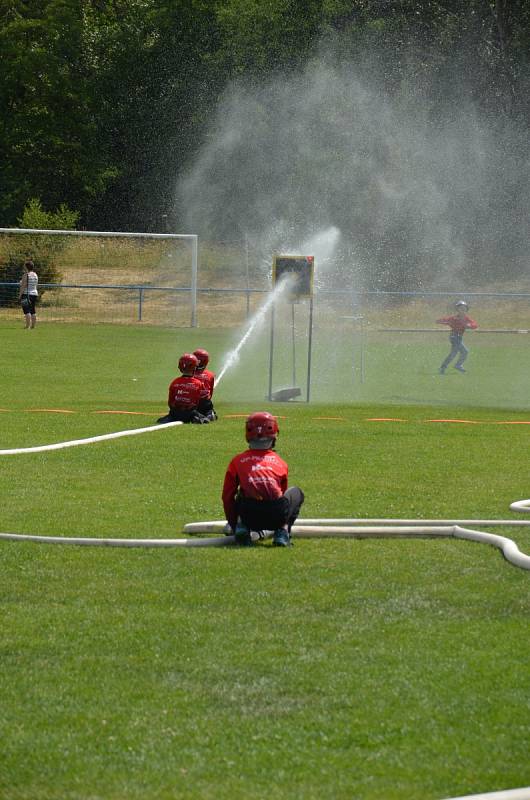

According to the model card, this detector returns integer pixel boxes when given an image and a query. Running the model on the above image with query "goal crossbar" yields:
[0,227,199,327]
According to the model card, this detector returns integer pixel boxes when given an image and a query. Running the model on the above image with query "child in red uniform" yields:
[157,353,209,424]
[222,411,304,547]
[437,300,478,374]
[193,348,217,421]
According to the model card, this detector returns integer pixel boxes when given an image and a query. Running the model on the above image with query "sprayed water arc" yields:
[216,272,297,386]
[176,48,530,410]
[215,227,343,400]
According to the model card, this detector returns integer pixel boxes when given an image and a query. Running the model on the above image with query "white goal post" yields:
[0,227,199,327]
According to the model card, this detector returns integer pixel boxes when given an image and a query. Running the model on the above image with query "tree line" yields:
[1,0,528,241]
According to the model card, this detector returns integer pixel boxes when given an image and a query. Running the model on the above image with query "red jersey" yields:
[168,375,203,409]
[195,368,215,400]
[436,314,477,335]
[222,448,289,529]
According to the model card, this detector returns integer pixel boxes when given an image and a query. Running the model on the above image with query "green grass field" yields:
[1,319,529,800]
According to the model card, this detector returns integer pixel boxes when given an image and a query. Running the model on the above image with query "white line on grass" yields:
[0,530,271,548]
[510,498,530,512]
[0,421,182,454]
[441,785,530,799]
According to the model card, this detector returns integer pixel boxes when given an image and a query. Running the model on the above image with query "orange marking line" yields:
[9,409,530,425]
[365,418,407,422]
[93,410,153,416]
[26,408,76,414]
[493,420,530,425]
[426,419,480,424]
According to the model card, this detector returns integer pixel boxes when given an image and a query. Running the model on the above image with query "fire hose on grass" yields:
[0,420,529,568]
[1,506,529,570]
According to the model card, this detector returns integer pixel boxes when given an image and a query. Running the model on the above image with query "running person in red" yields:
[193,348,217,421]
[222,411,304,547]
[437,300,478,374]
[157,353,209,424]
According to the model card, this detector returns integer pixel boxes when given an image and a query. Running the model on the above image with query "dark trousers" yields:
[157,407,207,424]
[198,398,213,414]
[21,295,37,315]
[238,487,304,532]
[441,333,468,370]
[198,398,217,420]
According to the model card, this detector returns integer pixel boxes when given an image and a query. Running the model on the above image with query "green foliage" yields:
[18,197,80,230]
[0,1,529,273]
[0,198,77,306]
[0,2,102,219]
[215,0,325,77]
[0,253,25,306]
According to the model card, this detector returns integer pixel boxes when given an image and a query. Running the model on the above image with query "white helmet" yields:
[455,300,469,310]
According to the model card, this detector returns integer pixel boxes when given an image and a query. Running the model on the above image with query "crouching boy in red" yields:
[222,411,304,547]
[193,348,217,421]
[157,353,209,424]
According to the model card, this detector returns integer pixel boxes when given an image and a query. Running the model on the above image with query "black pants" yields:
[157,407,208,424]
[198,398,217,420]
[238,487,304,532]
[21,295,37,315]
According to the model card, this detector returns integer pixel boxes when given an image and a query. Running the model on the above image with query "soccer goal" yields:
[0,227,199,327]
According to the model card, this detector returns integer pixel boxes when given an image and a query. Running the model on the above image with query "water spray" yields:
[216,272,297,387]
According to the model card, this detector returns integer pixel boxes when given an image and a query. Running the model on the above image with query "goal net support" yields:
[0,228,199,327]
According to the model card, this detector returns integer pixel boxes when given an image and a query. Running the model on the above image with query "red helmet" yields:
[245,411,279,442]
[193,348,209,369]
[178,353,199,375]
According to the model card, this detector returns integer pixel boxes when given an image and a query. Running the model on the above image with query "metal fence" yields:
[0,281,265,326]
[3,280,529,408]
[1,280,529,328]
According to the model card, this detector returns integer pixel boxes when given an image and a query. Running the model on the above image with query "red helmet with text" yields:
[245,411,279,443]
[193,348,209,369]
[178,353,199,375]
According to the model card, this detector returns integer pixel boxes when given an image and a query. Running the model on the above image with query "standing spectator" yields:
[222,411,304,547]
[437,301,478,374]
[193,348,217,421]
[19,260,38,329]
[157,353,209,424]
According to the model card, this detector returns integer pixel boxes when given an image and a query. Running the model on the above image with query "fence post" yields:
[190,236,198,328]
[138,288,144,321]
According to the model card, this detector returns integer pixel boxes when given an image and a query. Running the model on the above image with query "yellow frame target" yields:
[272,254,314,299]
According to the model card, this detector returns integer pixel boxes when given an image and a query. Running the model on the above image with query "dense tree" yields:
[0,1,116,223]
[80,0,224,230]
[0,0,528,279]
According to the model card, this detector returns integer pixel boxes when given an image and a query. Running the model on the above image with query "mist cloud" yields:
[176,43,529,291]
